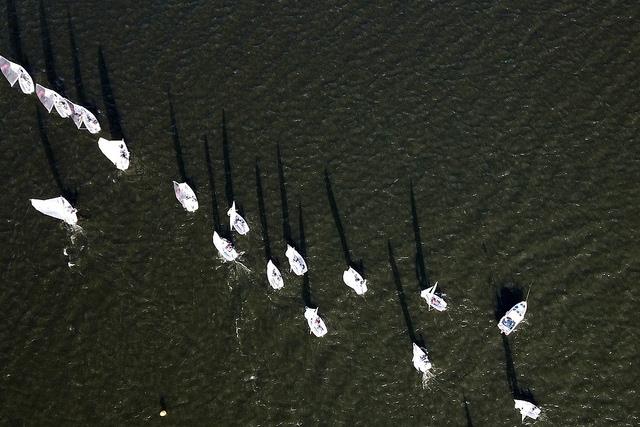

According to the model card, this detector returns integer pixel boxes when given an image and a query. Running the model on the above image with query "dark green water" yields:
[1,1,639,425]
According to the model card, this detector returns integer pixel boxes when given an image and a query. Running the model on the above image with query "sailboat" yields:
[342,267,367,295]
[285,244,307,275]
[29,196,78,225]
[172,181,198,212]
[304,307,327,337]
[212,231,239,262]
[498,301,527,335]
[35,84,72,118]
[420,282,447,311]
[514,399,541,422]
[266,260,284,290]
[411,343,432,373]
[98,138,130,171]
[0,55,34,94]
[69,103,101,134]
[227,201,249,235]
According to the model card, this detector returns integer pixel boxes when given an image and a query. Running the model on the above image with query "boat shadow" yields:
[6,0,31,72]
[255,160,273,262]
[502,334,537,404]
[221,109,235,208]
[388,240,424,347]
[39,0,65,95]
[159,394,167,414]
[277,143,292,245]
[494,283,524,321]
[462,394,474,427]
[98,46,126,141]
[410,181,430,292]
[324,168,365,274]
[168,89,196,192]
[35,107,77,204]
[67,10,94,111]
[203,135,223,234]
[299,203,315,308]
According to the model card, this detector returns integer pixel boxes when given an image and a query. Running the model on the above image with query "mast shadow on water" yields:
[462,394,474,427]
[255,160,273,262]
[324,167,365,273]
[388,240,423,347]
[410,181,431,292]
[7,0,30,72]
[39,0,65,95]
[277,143,292,245]
[502,334,537,403]
[35,107,77,204]
[168,89,196,191]
[204,135,222,234]
[67,9,93,110]
[299,203,314,308]
[98,46,126,141]
[221,109,236,208]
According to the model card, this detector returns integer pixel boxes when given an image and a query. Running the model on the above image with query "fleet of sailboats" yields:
[2,50,544,423]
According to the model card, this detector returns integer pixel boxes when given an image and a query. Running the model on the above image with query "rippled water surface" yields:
[1,1,639,425]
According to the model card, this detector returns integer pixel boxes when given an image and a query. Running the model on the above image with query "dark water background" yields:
[1,1,639,425]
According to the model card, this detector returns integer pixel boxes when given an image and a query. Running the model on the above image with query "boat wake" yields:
[421,369,436,389]
[234,259,251,274]
[63,224,87,268]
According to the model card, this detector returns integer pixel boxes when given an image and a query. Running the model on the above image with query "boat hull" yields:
[285,245,307,275]
[266,260,284,289]
[420,283,447,311]
[173,181,199,212]
[514,399,541,421]
[227,202,250,235]
[412,343,432,373]
[304,307,327,337]
[498,302,528,335]
[212,231,239,262]
[343,267,367,295]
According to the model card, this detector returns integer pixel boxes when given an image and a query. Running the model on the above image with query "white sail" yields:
[212,231,239,262]
[420,282,448,311]
[514,399,541,422]
[343,267,367,295]
[0,55,19,86]
[412,343,432,373]
[304,307,327,337]
[81,108,100,134]
[285,244,307,275]
[35,84,72,118]
[227,201,249,235]
[172,181,198,212]
[498,301,527,335]
[266,260,284,290]
[35,84,55,112]
[69,103,101,134]
[97,137,129,171]
[70,102,84,129]
[30,196,77,225]
[0,55,33,94]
